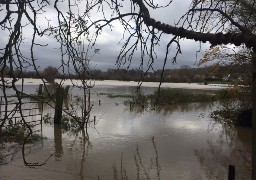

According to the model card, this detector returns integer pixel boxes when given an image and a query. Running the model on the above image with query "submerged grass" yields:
[99,88,228,105]
[149,88,215,105]
[98,93,133,99]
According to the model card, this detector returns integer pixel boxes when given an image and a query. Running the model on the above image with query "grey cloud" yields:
[1,0,210,72]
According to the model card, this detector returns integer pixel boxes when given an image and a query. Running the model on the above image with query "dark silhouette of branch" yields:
[131,0,256,49]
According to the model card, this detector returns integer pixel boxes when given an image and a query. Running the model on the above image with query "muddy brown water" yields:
[0,85,252,179]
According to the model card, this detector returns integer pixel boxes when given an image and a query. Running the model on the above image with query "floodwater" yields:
[0,81,252,179]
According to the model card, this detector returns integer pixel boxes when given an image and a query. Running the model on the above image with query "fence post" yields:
[38,84,43,96]
[228,165,235,180]
[0,97,2,133]
[0,96,2,116]
[54,124,63,157]
[54,87,64,124]
[40,101,43,140]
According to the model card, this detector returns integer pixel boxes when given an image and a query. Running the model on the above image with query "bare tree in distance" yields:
[0,0,256,177]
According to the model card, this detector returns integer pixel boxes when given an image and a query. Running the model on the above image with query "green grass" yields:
[98,88,241,106]
[99,89,221,105]
[98,93,133,99]
[149,88,215,104]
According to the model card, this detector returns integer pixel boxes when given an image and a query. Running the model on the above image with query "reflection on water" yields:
[194,125,251,179]
[76,129,92,180]
[112,136,161,180]
[0,86,252,179]
[155,102,215,115]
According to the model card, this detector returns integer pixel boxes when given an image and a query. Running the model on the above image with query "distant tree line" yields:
[1,63,251,84]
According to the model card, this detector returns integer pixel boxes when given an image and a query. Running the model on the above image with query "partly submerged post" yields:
[228,165,235,180]
[54,87,64,124]
[0,96,2,133]
[40,101,44,141]
[0,96,2,116]
[54,124,63,158]
[38,84,43,96]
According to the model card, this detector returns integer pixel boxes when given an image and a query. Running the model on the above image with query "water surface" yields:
[0,85,251,179]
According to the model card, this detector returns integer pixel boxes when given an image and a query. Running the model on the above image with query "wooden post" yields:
[0,97,2,133]
[40,101,43,140]
[228,165,235,180]
[54,87,64,124]
[252,51,256,179]
[0,96,2,116]
[94,116,96,125]
[54,124,63,158]
[38,84,43,96]
[99,100,101,106]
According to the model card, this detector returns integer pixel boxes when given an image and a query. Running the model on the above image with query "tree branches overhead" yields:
[1,0,255,125]
[1,0,256,83]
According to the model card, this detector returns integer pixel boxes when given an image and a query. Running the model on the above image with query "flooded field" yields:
[0,81,252,179]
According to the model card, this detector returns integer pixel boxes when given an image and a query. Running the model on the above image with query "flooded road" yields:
[0,85,252,179]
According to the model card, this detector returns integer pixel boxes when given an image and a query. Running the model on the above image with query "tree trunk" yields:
[252,50,256,179]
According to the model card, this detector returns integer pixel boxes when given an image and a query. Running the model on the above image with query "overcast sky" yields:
[0,0,211,72]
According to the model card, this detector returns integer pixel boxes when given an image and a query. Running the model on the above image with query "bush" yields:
[236,108,252,127]
[211,108,252,127]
